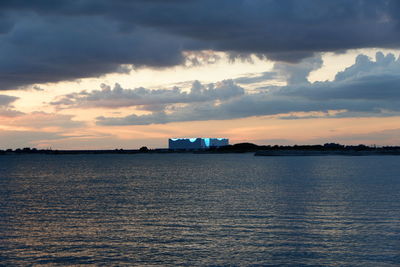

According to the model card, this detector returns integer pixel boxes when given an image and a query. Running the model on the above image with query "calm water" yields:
[0,154,399,266]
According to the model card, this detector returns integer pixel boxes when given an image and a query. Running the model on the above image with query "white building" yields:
[168,138,229,150]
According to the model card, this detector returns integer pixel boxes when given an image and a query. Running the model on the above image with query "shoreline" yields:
[1,149,400,156]
[254,150,400,156]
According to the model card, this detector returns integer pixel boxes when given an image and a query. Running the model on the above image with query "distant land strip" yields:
[1,143,400,156]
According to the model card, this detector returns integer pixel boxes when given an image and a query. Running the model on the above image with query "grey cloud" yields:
[0,94,23,117]
[97,93,388,125]
[1,111,85,129]
[0,108,24,117]
[335,52,398,81]
[96,52,400,125]
[0,95,18,106]
[1,0,400,89]
[273,55,323,85]
[51,80,244,110]
[0,14,189,90]
[17,112,85,129]
[234,55,323,86]
[234,72,278,85]
[276,52,400,100]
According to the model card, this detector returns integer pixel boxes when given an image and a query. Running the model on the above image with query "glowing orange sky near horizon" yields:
[1,113,399,149]
[1,49,400,149]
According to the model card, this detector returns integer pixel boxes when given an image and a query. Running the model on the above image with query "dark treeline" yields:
[0,146,150,155]
[204,143,400,153]
[1,143,400,155]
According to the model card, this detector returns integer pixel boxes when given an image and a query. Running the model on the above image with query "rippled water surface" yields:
[1,154,399,266]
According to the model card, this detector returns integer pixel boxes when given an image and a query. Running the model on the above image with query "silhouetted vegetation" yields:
[139,146,149,152]
[1,143,399,155]
[204,142,400,155]
[0,147,146,155]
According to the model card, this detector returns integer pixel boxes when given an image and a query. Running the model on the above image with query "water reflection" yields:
[0,154,399,265]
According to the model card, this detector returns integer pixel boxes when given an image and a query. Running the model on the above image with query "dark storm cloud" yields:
[96,52,400,125]
[0,14,189,90]
[1,0,400,90]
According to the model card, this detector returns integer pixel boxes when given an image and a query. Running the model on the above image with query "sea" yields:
[0,153,399,266]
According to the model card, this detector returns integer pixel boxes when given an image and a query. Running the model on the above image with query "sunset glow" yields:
[1,2,400,149]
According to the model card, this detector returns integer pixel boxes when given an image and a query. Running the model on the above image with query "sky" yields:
[1,0,400,149]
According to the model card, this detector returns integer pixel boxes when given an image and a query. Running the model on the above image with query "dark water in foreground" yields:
[0,154,399,266]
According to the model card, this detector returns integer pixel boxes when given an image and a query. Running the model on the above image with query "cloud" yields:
[275,52,400,100]
[0,109,24,117]
[234,72,278,85]
[51,80,244,110]
[0,130,69,149]
[308,128,400,145]
[96,52,400,125]
[0,94,23,117]
[0,95,18,106]
[0,14,189,90]
[6,112,85,129]
[233,55,323,88]
[272,55,323,85]
[0,110,87,148]
[1,0,400,89]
